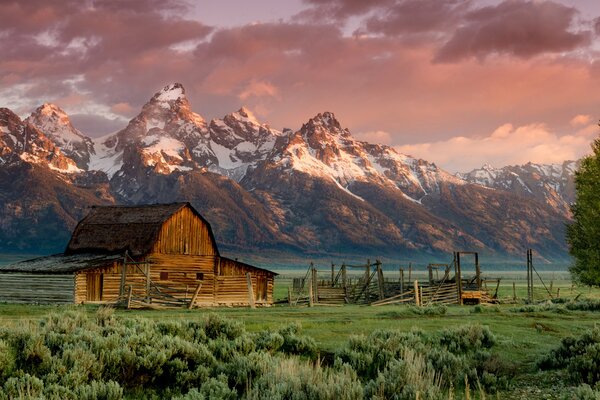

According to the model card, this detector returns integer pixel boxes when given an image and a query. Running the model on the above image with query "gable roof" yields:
[65,202,218,257]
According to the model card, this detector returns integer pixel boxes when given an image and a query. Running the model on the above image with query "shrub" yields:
[75,380,124,400]
[249,356,363,400]
[1,374,45,400]
[439,325,496,354]
[204,314,244,340]
[560,384,600,400]
[538,327,600,385]
[364,349,444,400]
[277,323,318,358]
[0,339,15,384]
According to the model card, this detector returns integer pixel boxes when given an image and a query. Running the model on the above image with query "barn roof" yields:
[0,253,122,273]
[65,202,218,257]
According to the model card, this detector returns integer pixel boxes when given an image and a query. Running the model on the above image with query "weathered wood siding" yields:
[146,254,216,305]
[152,207,217,255]
[0,273,75,304]
[72,254,274,306]
[217,258,274,305]
[74,261,123,304]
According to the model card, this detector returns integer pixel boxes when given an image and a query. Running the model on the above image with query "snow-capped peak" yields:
[235,107,260,125]
[155,82,185,101]
[27,103,86,142]
[26,103,94,169]
[302,112,349,138]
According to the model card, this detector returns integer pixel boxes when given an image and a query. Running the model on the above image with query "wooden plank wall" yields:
[215,275,273,305]
[147,254,216,305]
[0,273,75,304]
[218,258,274,304]
[152,207,217,255]
[75,262,124,304]
[73,255,274,307]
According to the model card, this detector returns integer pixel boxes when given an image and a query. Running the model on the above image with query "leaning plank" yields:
[188,282,203,309]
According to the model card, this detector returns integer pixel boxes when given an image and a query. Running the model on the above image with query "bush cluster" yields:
[336,324,512,397]
[538,327,600,385]
[0,308,511,399]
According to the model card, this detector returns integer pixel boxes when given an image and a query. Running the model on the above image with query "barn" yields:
[0,203,276,307]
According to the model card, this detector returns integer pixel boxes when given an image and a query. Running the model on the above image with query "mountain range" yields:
[0,83,577,261]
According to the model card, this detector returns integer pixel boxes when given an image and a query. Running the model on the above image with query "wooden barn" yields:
[0,203,276,308]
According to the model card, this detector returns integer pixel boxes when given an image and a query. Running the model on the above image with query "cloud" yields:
[364,0,471,36]
[69,114,127,137]
[396,122,599,173]
[238,80,279,100]
[435,0,591,62]
[355,130,392,145]
[0,0,212,106]
[570,114,592,127]
[110,102,136,117]
[298,0,394,21]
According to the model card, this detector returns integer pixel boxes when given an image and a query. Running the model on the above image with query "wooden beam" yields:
[308,275,314,307]
[119,254,127,297]
[145,262,150,304]
[246,272,255,309]
[414,280,420,307]
[188,282,203,310]
[126,285,133,309]
[376,260,384,300]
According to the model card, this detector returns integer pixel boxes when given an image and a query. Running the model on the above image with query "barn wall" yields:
[145,254,217,305]
[0,273,75,304]
[217,258,274,305]
[152,207,217,256]
[72,254,274,306]
[75,262,122,304]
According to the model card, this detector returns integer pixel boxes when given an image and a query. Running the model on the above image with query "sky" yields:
[1,0,600,172]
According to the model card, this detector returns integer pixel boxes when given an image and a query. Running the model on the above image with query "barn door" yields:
[86,273,103,301]
[255,276,267,301]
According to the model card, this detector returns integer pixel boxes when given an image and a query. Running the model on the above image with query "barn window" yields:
[196,273,204,281]
[160,272,169,280]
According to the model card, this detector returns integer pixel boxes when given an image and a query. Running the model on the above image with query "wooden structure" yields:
[291,252,500,308]
[0,203,275,307]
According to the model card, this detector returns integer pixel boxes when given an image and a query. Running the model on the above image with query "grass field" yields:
[0,272,598,398]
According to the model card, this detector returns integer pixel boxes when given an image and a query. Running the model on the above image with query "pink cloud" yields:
[396,121,598,173]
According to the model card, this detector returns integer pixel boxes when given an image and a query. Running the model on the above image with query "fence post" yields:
[308,276,314,307]
[414,280,420,307]
[376,260,385,300]
[246,272,255,309]
[513,282,516,300]
[312,267,318,304]
[331,263,335,286]
[400,268,404,295]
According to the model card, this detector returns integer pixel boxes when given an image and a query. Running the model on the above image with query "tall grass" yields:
[0,308,512,399]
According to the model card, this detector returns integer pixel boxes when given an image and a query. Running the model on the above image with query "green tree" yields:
[567,132,600,285]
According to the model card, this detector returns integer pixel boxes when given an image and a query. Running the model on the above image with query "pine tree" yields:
[567,131,600,285]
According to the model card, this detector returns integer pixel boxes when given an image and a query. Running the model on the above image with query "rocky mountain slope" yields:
[0,84,575,259]
[458,162,577,216]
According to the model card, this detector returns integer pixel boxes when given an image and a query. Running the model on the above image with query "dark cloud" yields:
[0,0,212,102]
[435,0,591,62]
[364,0,471,35]
[69,114,126,137]
[297,0,394,21]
